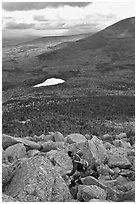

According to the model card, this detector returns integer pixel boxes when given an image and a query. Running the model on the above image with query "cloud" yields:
[2,2,134,37]
[5,22,34,29]
[2,2,91,11]
[34,15,47,22]
[34,21,65,30]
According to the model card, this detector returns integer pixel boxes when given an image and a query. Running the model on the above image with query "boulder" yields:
[100,179,117,188]
[117,181,135,192]
[84,134,91,140]
[3,134,42,150]
[98,164,114,176]
[2,193,18,202]
[88,198,108,202]
[52,131,64,142]
[46,149,72,176]
[107,147,132,169]
[55,141,66,149]
[66,133,87,144]
[81,176,107,190]
[104,142,114,150]
[4,156,71,202]
[113,140,122,147]
[115,132,127,139]
[77,185,107,202]
[116,175,129,186]
[32,135,41,142]
[102,133,112,141]
[41,141,57,152]
[88,136,108,164]
[26,149,41,158]
[40,134,54,142]
[5,143,26,162]
[50,172,71,202]
[113,139,131,149]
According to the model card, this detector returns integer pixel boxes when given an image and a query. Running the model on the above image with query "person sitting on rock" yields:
[66,150,90,187]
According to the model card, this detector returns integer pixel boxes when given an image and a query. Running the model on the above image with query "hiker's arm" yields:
[66,162,77,176]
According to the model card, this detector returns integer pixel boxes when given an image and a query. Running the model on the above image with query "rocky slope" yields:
[2,131,135,202]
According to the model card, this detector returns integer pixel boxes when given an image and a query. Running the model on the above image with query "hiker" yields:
[66,151,99,187]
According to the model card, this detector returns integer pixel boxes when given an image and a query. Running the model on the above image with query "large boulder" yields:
[88,136,108,164]
[77,185,107,202]
[81,176,107,190]
[4,156,71,202]
[5,143,26,162]
[2,193,18,202]
[3,134,41,150]
[107,147,132,169]
[66,133,87,144]
[47,149,72,176]
[98,164,114,176]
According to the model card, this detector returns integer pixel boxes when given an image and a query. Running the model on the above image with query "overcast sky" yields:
[2,2,135,39]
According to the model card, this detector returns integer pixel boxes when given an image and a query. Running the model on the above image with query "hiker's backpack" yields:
[77,158,89,172]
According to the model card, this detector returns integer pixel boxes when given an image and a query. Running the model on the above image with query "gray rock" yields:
[116,175,130,186]
[117,181,135,192]
[81,176,107,190]
[52,131,64,142]
[2,193,18,202]
[102,133,112,141]
[3,134,41,150]
[26,149,41,158]
[113,139,131,149]
[5,143,26,162]
[98,164,115,176]
[115,132,127,139]
[46,149,72,176]
[88,198,108,202]
[88,136,108,164]
[107,147,132,169]
[104,142,114,150]
[4,156,71,202]
[77,185,107,202]
[50,172,71,202]
[66,133,87,144]
[84,134,91,140]
[41,141,57,152]
[40,134,54,142]
[32,135,41,142]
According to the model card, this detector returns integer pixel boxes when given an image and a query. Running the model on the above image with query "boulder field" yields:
[2,131,135,202]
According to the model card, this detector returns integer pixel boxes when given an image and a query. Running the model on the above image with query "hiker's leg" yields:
[69,172,80,187]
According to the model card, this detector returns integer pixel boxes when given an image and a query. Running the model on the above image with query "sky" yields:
[2,2,135,39]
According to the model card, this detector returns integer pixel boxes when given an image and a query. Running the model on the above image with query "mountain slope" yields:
[2,17,135,91]
[37,17,135,64]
